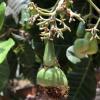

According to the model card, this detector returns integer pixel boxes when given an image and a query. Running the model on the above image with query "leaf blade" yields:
[0,38,15,64]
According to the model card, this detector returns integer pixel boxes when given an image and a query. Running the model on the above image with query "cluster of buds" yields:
[28,0,85,40]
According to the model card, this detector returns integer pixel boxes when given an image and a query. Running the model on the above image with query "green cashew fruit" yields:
[84,32,92,39]
[85,32,98,55]
[88,39,98,55]
[66,45,81,64]
[73,38,89,58]
[76,22,85,38]
[37,66,68,89]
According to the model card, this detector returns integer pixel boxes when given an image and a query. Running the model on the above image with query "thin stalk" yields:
[32,0,64,16]
[94,17,100,29]
[83,4,92,20]
[87,0,100,14]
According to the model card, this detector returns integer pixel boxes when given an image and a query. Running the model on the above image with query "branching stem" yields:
[87,0,100,14]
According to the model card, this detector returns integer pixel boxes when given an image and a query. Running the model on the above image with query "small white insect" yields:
[5,0,30,23]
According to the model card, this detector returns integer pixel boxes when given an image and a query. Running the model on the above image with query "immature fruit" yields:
[43,40,57,67]
[37,66,68,89]
[87,39,98,55]
[84,32,92,39]
[85,32,98,55]
[76,22,85,38]
[66,45,81,64]
[73,38,89,58]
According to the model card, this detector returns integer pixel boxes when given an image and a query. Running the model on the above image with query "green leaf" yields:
[0,60,10,91]
[0,38,15,64]
[67,58,96,100]
[0,2,6,31]
[19,42,35,67]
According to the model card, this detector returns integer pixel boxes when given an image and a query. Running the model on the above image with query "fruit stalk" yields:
[43,39,57,67]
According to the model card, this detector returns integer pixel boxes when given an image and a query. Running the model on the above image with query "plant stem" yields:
[83,4,92,20]
[34,0,65,16]
[87,0,100,14]
[51,0,65,16]
[94,17,100,29]
[67,8,85,23]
